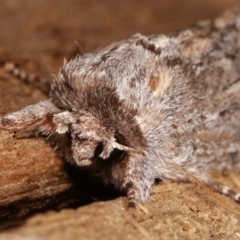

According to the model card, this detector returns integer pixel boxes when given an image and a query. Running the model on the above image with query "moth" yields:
[1,7,240,208]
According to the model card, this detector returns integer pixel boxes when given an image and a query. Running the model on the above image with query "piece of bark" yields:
[0,69,74,226]
[1,182,240,240]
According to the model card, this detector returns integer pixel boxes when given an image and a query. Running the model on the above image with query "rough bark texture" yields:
[0,69,76,228]
[1,1,240,239]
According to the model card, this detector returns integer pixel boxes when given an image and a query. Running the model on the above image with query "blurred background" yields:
[0,0,237,77]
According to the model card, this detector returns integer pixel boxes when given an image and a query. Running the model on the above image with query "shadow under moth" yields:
[1,6,240,210]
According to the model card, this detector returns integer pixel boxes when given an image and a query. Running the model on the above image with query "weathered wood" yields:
[0,69,73,226]
[1,182,240,240]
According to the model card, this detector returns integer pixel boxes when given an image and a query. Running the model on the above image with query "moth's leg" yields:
[0,100,60,136]
[205,180,240,203]
[0,101,77,163]
[3,61,51,95]
[47,133,74,164]
[123,153,155,208]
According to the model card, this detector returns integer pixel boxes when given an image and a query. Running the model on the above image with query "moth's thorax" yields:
[49,34,197,174]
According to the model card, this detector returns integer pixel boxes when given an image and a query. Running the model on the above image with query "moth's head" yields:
[53,111,130,166]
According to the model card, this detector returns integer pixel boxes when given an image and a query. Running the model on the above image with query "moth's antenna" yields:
[74,41,84,56]
[169,161,240,215]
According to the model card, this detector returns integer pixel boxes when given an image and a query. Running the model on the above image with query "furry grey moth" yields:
[1,7,240,208]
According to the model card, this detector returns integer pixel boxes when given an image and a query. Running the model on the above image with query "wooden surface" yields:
[1,1,240,239]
